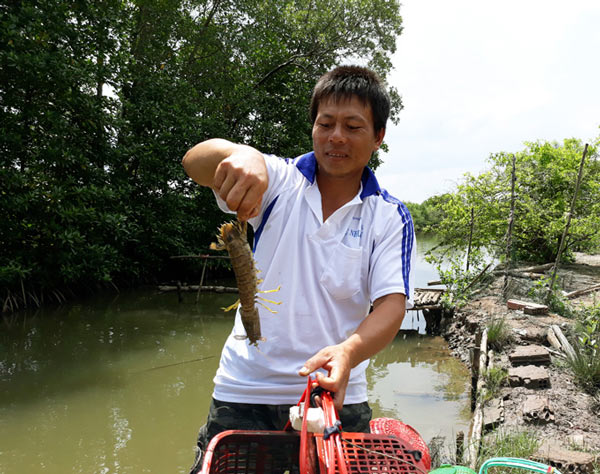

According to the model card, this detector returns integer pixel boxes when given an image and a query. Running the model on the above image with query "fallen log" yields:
[170,254,230,260]
[516,263,554,273]
[496,270,546,280]
[159,285,238,293]
[551,325,576,360]
[463,263,493,292]
[546,327,563,352]
[564,283,600,299]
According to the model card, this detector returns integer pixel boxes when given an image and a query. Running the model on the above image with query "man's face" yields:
[312,95,385,183]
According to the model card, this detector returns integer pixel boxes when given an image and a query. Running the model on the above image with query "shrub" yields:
[483,367,508,402]
[527,277,575,318]
[565,304,600,393]
[486,318,512,351]
[477,430,539,471]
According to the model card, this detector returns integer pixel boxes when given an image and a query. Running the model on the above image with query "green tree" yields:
[429,138,600,265]
[1,0,404,310]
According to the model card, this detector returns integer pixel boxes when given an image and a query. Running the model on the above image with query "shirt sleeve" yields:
[368,205,416,309]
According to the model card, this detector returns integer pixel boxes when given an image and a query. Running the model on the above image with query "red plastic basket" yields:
[201,379,429,474]
[201,430,301,474]
[201,429,430,473]
[316,431,429,473]
[369,418,431,471]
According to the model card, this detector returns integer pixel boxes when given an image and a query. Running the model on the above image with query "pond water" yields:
[0,234,470,473]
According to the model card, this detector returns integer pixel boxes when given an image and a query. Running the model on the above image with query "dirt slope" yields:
[441,254,600,468]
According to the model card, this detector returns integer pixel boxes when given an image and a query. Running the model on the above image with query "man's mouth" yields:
[327,152,348,158]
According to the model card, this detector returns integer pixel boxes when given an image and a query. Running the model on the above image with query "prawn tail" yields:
[210,231,226,251]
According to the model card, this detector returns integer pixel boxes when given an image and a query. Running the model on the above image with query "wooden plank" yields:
[466,328,487,469]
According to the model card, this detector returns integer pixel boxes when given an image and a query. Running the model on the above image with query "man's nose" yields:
[329,124,346,143]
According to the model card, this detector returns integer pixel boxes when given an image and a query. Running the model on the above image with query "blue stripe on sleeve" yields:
[380,190,415,297]
[397,203,414,297]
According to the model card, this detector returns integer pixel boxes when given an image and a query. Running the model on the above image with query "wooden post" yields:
[196,258,209,303]
[548,144,589,301]
[503,154,517,299]
[466,328,488,469]
[456,431,465,464]
[466,207,474,272]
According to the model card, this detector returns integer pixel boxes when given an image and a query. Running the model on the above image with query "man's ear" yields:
[374,128,386,150]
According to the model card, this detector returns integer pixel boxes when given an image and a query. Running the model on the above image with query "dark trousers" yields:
[189,398,372,473]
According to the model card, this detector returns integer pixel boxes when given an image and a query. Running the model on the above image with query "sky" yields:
[377,0,600,204]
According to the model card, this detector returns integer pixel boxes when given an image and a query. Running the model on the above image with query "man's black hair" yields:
[309,65,390,134]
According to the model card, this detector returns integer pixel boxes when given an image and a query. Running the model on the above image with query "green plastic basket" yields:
[429,464,477,474]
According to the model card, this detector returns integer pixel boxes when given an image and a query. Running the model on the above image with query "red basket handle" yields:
[321,391,348,474]
[299,376,316,474]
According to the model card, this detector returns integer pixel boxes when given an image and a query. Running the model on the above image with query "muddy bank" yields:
[439,253,600,469]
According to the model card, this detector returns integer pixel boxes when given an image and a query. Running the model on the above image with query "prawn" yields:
[210,220,280,346]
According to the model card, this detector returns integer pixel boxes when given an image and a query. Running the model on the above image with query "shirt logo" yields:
[346,221,363,239]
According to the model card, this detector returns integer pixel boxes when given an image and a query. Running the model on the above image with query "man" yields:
[182,65,415,471]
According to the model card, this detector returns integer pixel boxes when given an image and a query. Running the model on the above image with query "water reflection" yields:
[368,335,471,443]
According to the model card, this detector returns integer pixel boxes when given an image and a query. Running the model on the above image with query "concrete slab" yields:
[509,344,551,366]
[508,365,551,389]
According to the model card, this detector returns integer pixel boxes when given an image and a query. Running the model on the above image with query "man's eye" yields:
[319,123,331,128]
[348,125,360,130]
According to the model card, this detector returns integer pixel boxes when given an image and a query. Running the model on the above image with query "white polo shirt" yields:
[212,152,416,405]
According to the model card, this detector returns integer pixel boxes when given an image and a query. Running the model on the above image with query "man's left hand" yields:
[298,344,351,411]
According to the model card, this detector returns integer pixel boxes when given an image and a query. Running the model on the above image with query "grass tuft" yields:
[483,367,508,402]
[477,430,539,473]
[486,318,512,352]
[565,338,600,393]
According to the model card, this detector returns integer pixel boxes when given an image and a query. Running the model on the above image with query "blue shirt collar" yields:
[295,151,381,199]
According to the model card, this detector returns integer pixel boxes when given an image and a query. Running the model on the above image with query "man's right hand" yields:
[182,139,268,221]
[213,149,268,221]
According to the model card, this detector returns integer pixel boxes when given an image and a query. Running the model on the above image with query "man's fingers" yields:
[332,385,346,411]
[315,372,346,410]
[214,160,264,220]
[299,351,330,376]
[237,191,262,221]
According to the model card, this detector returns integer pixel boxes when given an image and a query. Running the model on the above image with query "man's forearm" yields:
[182,138,257,188]
[298,292,406,409]
[342,293,406,368]
[182,138,268,221]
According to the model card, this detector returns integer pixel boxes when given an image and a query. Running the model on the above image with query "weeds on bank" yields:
[527,277,575,318]
[566,339,600,392]
[563,303,600,393]
[427,250,491,310]
[477,430,539,473]
[486,318,512,352]
[483,367,508,402]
